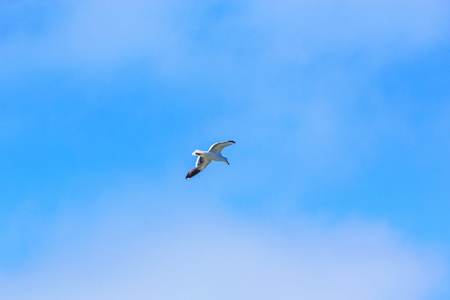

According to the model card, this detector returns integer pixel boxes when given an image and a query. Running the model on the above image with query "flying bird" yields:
[186,140,235,179]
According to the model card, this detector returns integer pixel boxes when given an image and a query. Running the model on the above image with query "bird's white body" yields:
[186,140,235,179]
[192,150,227,162]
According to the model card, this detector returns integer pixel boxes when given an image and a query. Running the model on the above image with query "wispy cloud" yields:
[0,181,446,300]
[1,1,448,78]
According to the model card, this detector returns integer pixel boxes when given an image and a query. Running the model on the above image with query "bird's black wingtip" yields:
[228,140,235,144]
[186,168,200,179]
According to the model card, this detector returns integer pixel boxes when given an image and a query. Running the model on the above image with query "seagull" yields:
[186,140,235,179]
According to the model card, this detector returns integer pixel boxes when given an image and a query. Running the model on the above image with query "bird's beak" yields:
[227,162,230,165]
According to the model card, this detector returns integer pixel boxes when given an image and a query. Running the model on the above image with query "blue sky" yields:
[1,1,450,299]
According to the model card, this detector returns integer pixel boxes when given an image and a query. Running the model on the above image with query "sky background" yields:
[1,1,450,299]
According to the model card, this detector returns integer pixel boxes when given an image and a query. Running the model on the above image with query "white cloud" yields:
[1,1,448,79]
[0,176,446,300]
[0,2,185,80]
[246,0,448,63]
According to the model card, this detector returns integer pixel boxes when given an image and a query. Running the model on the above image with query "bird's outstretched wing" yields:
[186,156,211,179]
[208,140,235,153]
